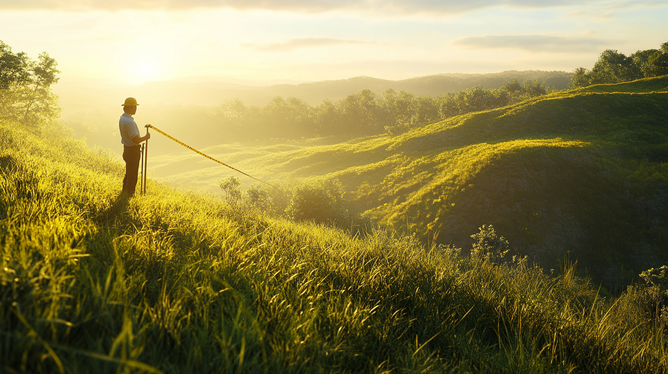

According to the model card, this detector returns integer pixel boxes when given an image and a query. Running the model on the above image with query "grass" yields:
[144,76,668,290]
[2,104,668,372]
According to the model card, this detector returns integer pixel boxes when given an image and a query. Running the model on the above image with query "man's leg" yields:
[122,146,141,195]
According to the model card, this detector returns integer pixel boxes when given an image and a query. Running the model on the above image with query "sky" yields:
[1,0,667,86]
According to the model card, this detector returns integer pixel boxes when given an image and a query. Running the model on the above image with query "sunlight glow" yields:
[138,61,157,76]
[131,58,162,83]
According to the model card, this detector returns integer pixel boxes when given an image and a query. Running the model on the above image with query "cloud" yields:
[0,0,624,13]
[243,38,373,52]
[454,35,609,53]
[566,10,614,20]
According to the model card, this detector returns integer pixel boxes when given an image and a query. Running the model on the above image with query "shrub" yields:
[245,184,271,210]
[638,265,668,327]
[286,179,348,226]
[219,176,241,204]
[470,224,510,261]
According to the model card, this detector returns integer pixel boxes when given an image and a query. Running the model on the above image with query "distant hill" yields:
[134,70,572,107]
[58,70,572,154]
[55,70,572,117]
[157,75,668,292]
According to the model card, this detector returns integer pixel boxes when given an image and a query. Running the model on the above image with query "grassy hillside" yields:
[2,104,668,372]
[152,75,668,291]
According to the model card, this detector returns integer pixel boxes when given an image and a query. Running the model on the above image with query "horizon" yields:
[2,1,667,88]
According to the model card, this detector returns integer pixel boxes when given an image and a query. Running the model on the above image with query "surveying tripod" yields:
[139,125,149,195]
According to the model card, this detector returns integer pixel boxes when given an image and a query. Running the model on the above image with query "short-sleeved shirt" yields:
[119,113,140,146]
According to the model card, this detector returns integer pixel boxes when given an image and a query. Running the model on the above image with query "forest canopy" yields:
[172,77,554,144]
[570,42,668,88]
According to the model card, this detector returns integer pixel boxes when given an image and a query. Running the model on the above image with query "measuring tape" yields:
[146,124,275,187]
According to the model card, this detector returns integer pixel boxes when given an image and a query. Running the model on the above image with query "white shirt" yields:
[119,113,140,146]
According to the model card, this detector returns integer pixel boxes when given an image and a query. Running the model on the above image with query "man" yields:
[119,97,150,196]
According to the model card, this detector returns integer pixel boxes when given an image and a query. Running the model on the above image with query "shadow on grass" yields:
[96,192,133,224]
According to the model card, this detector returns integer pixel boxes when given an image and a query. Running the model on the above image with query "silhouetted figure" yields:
[119,97,150,196]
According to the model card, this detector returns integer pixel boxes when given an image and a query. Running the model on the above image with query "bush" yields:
[245,184,271,210]
[286,179,348,226]
[470,224,510,261]
[638,265,668,327]
[219,176,241,204]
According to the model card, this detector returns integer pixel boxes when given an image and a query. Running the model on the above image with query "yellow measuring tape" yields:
[146,124,274,187]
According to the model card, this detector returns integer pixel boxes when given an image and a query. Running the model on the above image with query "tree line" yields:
[203,78,552,141]
[570,42,668,88]
[0,40,60,130]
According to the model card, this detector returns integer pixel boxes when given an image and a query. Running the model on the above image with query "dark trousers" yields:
[122,145,141,195]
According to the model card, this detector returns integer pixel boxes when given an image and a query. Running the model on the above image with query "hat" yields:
[122,97,139,106]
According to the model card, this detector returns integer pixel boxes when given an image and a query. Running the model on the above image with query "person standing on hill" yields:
[119,97,150,196]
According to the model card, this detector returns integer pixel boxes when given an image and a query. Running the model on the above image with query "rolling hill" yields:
[152,75,668,292]
[2,77,668,373]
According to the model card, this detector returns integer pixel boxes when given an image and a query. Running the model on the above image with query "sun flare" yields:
[134,59,163,82]
[138,61,157,75]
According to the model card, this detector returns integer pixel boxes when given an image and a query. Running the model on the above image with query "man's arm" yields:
[132,130,151,144]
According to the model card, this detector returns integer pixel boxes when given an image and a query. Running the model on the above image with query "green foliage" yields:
[285,179,348,226]
[637,265,668,327]
[122,77,555,145]
[640,265,668,289]
[219,175,242,203]
[219,177,273,212]
[570,42,668,88]
[0,40,61,130]
[470,224,510,261]
[245,184,272,211]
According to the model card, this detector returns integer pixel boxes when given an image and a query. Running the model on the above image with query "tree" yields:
[569,42,668,88]
[499,78,523,101]
[0,41,60,130]
[338,89,379,135]
[589,49,637,84]
[219,176,242,204]
[521,79,548,98]
[313,99,340,137]
[569,67,591,88]
[437,92,458,118]
[644,50,668,78]
[0,41,29,89]
[456,85,499,114]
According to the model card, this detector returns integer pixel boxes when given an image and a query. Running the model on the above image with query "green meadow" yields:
[2,75,668,372]
[154,76,668,292]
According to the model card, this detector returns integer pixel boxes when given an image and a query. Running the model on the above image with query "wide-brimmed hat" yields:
[122,97,139,106]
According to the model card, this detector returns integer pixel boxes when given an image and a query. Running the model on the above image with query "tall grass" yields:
[156,77,668,289]
[1,117,668,373]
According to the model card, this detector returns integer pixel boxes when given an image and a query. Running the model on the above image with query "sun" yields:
[126,58,165,84]
[138,61,157,75]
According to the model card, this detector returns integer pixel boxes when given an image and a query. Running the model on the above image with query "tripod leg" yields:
[140,144,144,195]
[144,139,148,194]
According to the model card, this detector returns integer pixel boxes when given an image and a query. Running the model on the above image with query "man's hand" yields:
[131,132,150,144]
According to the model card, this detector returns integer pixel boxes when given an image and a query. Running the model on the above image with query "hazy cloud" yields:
[454,35,608,53]
[243,38,373,52]
[566,10,614,19]
[0,0,627,13]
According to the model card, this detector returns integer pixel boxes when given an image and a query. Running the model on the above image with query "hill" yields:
[2,88,668,372]
[152,75,668,292]
[56,70,571,119]
[134,70,572,107]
